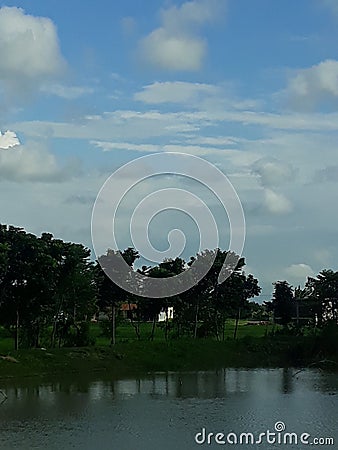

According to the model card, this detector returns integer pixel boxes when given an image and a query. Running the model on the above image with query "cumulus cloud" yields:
[160,0,225,31]
[0,130,20,149]
[286,59,338,110]
[0,141,80,182]
[140,29,206,71]
[264,189,292,214]
[253,157,296,187]
[284,263,315,284]
[138,0,225,71]
[0,6,65,94]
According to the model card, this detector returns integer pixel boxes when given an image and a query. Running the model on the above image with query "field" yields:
[1,321,337,380]
[92,319,274,346]
[0,319,275,353]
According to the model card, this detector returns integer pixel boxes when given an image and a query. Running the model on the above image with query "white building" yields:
[158,307,174,322]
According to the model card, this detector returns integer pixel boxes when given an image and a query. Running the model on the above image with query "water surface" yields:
[0,369,337,449]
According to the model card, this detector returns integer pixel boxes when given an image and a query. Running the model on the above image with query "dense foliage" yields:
[0,224,337,350]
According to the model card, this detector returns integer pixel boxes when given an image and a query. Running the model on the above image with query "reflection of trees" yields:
[281,368,293,394]
[1,378,93,419]
[1,369,336,423]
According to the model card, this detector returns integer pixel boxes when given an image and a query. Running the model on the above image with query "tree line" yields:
[0,224,337,349]
[267,276,338,327]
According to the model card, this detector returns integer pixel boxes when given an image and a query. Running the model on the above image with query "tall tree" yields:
[271,281,294,327]
[97,248,139,345]
[306,270,338,325]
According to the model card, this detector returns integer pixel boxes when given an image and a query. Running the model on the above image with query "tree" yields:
[232,273,261,339]
[47,239,96,348]
[141,258,185,340]
[271,281,294,327]
[97,248,139,345]
[174,249,261,340]
[306,270,338,325]
[0,225,97,349]
[0,226,36,349]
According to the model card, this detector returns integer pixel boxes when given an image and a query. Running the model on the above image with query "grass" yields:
[0,319,275,352]
[0,322,337,380]
[92,319,275,345]
[0,338,287,380]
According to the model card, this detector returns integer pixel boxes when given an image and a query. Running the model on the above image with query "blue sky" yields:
[1,0,338,300]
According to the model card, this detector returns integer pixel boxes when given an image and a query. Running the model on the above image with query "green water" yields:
[0,369,337,449]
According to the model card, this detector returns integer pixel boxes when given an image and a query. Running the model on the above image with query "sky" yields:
[1,0,338,301]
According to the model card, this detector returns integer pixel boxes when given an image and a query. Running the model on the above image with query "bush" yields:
[318,322,338,356]
[0,326,12,339]
[63,322,95,347]
[99,319,111,338]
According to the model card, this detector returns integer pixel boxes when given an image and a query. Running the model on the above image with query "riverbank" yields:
[0,336,337,380]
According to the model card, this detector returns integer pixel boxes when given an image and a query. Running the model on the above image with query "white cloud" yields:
[91,140,258,165]
[264,188,292,214]
[0,130,20,149]
[9,108,338,150]
[284,263,315,284]
[134,81,218,104]
[40,83,94,99]
[186,136,241,146]
[286,59,338,110]
[91,141,160,153]
[253,157,296,187]
[140,29,206,71]
[134,81,261,113]
[0,141,80,182]
[0,6,65,93]
[161,0,225,31]
[138,0,225,71]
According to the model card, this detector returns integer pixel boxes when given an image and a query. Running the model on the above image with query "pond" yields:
[0,369,337,449]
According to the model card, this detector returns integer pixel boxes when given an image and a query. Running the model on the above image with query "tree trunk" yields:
[150,316,156,341]
[165,310,169,341]
[213,310,219,341]
[110,304,116,346]
[128,300,140,340]
[35,321,40,348]
[14,308,19,350]
[50,322,57,348]
[296,300,299,326]
[193,299,199,339]
[222,315,226,341]
[233,307,241,340]
[51,295,64,348]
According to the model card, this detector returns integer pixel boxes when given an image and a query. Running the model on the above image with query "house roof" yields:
[120,303,137,311]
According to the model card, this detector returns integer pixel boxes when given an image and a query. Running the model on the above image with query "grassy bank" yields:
[0,334,337,380]
[1,322,337,380]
